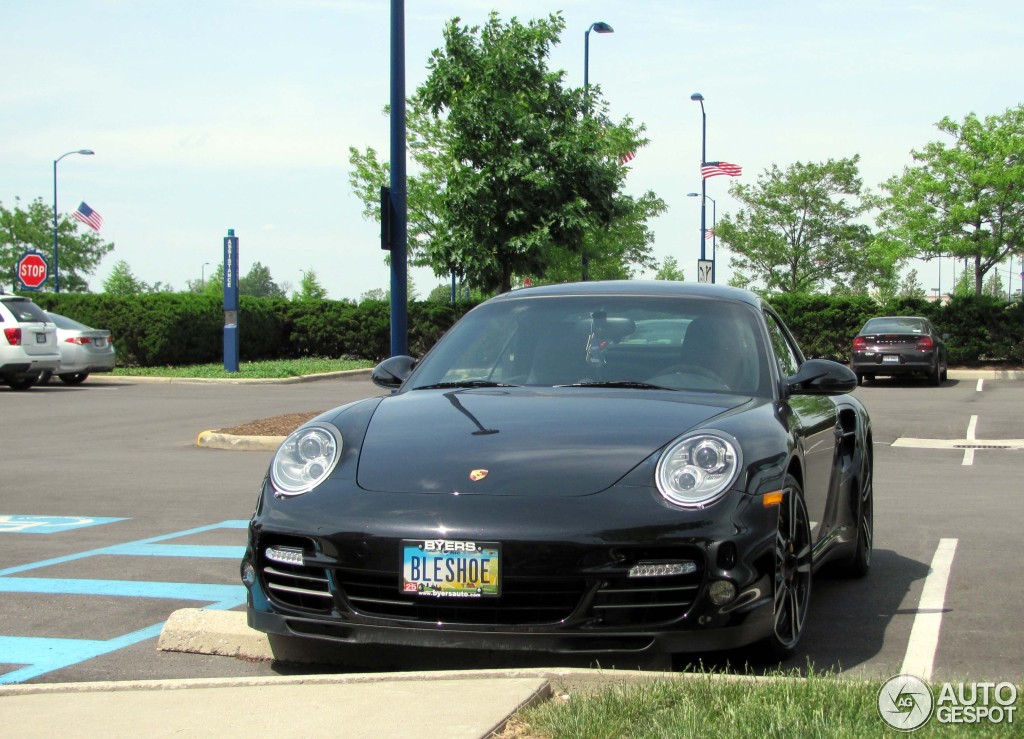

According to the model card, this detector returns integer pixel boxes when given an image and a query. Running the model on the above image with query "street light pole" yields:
[581,21,614,282]
[53,149,94,293]
[690,93,708,271]
[201,262,211,288]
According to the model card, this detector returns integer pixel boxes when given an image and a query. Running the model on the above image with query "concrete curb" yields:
[196,430,285,451]
[947,368,1024,380]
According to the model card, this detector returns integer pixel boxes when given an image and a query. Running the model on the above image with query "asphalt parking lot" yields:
[1,371,1022,685]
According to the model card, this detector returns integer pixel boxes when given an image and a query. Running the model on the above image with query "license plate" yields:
[882,355,900,364]
[401,539,500,598]
[36,333,46,344]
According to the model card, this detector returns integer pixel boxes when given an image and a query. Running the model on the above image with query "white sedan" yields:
[39,312,116,385]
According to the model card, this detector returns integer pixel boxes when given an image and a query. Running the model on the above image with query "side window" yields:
[764,311,801,378]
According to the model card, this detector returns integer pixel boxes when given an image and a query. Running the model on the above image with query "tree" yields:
[359,276,418,304]
[714,156,890,294]
[878,105,1024,295]
[348,12,662,293]
[295,269,328,301]
[897,269,927,300]
[239,261,286,298]
[103,260,148,295]
[983,271,1004,299]
[654,255,685,281]
[0,196,113,292]
[100,259,174,294]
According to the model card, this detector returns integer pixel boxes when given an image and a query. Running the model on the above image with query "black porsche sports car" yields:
[242,281,873,661]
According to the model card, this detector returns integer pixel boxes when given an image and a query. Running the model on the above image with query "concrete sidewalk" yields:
[0,672,551,739]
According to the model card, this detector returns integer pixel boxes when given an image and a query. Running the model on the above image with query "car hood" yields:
[356,387,750,497]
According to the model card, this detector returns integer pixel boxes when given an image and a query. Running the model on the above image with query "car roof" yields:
[488,280,765,308]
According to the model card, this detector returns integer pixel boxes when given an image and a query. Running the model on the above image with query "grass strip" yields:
[110,358,373,379]
[510,670,1021,738]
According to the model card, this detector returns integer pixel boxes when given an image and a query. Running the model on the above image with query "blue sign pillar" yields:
[223,229,240,372]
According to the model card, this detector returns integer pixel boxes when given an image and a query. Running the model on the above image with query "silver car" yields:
[38,311,116,385]
[0,293,60,390]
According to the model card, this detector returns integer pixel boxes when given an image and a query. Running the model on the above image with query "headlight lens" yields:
[270,423,342,495]
[656,431,741,508]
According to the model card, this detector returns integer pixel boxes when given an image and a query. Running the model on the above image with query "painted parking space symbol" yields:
[0,515,128,534]
[0,519,248,685]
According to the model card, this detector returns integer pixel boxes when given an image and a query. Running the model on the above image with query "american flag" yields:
[705,228,715,240]
[619,151,636,165]
[701,161,742,178]
[72,202,104,231]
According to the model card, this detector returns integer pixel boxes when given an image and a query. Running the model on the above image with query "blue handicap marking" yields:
[0,515,128,534]
[0,519,250,685]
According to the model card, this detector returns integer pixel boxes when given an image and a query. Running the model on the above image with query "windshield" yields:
[407,294,772,397]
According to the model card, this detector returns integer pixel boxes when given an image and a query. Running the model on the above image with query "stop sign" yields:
[17,252,49,290]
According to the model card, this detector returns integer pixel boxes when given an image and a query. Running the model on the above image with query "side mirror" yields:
[786,359,857,396]
[371,355,416,389]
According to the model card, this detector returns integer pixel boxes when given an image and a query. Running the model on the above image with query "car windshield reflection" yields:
[408,295,772,397]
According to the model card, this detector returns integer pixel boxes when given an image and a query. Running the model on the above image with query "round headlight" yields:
[270,423,342,495]
[656,431,741,509]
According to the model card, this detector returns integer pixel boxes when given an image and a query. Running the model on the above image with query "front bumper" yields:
[242,482,782,656]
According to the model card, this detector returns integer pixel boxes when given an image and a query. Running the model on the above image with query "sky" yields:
[2,1,1022,300]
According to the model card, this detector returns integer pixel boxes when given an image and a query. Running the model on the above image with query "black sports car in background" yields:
[851,315,948,386]
[242,281,873,661]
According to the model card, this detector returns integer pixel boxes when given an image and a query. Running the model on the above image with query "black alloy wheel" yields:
[762,475,813,660]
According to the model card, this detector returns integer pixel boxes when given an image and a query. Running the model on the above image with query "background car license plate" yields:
[36,333,46,343]
[882,355,900,363]
[401,540,500,598]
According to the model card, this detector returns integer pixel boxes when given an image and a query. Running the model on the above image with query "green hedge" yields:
[27,292,472,367]
[24,291,1023,368]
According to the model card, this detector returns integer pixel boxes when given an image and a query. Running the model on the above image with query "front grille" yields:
[336,569,584,625]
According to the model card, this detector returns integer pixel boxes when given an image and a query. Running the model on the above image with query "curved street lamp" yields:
[688,192,716,283]
[581,21,614,281]
[53,149,95,293]
[690,93,708,268]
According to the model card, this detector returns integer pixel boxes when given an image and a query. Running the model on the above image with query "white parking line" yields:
[900,538,958,681]
[963,415,978,465]
[977,379,984,392]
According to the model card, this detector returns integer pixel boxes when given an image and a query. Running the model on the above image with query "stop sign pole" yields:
[17,251,49,291]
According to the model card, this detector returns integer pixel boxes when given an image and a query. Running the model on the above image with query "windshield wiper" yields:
[557,380,678,391]
[412,380,520,390]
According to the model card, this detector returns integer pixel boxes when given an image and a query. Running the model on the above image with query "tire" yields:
[856,373,864,386]
[58,372,90,385]
[864,374,874,384]
[6,375,38,391]
[758,475,813,661]
[928,363,941,386]
[37,370,53,385]
[840,446,873,578]
[940,358,948,383]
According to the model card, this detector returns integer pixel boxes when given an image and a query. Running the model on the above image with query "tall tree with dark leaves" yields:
[349,12,661,293]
